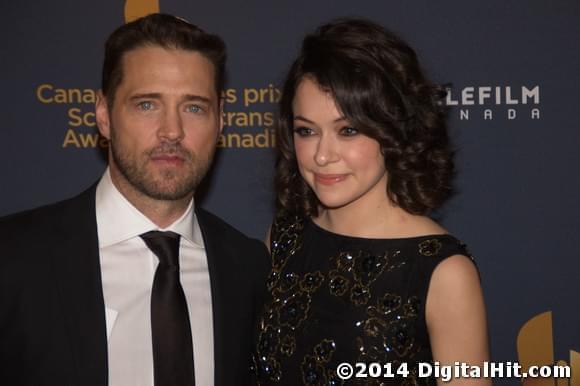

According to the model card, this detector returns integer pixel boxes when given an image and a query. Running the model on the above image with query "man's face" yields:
[96,45,223,202]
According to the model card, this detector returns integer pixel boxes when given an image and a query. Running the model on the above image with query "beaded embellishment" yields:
[253,217,468,386]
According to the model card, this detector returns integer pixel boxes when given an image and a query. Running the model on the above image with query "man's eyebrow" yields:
[182,94,211,104]
[129,93,212,104]
[129,93,162,101]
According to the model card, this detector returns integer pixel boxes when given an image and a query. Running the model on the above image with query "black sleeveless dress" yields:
[251,215,473,386]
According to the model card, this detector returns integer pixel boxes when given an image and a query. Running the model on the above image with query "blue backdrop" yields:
[1,1,578,384]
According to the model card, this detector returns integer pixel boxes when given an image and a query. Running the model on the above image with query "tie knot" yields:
[140,231,181,267]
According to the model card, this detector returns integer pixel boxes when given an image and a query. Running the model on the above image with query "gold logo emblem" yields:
[124,0,160,23]
[517,311,578,385]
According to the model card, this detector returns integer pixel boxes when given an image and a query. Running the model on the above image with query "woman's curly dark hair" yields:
[275,18,454,217]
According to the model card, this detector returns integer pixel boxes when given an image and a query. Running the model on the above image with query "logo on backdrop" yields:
[35,83,279,150]
[34,0,278,150]
[124,0,159,23]
[444,85,540,121]
[517,311,578,385]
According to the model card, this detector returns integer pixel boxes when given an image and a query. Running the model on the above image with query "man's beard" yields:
[110,132,213,201]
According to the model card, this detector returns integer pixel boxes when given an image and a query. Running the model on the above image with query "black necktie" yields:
[140,231,195,386]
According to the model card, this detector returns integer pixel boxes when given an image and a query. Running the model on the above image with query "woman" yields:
[252,18,489,385]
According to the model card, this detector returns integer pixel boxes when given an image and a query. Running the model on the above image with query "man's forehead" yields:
[121,44,214,69]
[117,46,217,96]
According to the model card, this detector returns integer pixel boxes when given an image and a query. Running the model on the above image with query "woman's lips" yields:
[314,173,348,185]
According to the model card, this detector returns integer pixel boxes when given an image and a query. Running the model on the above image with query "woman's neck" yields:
[313,200,445,239]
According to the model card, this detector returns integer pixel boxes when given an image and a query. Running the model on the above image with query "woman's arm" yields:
[426,254,491,385]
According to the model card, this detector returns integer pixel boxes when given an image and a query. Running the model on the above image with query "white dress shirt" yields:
[95,168,214,386]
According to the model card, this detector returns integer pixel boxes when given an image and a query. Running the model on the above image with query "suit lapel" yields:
[51,187,108,386]
[195,208,239,386]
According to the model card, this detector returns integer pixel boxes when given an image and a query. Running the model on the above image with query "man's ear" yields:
[96,91,111,140]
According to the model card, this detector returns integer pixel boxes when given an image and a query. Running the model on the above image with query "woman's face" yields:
[292,77,389,213]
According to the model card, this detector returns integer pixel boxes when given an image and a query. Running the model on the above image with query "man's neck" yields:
[109,170,192,229]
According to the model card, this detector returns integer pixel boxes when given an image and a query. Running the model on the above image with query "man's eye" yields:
[340,126,358,136]
[293,127,314,136]
[186,105,202,113]
[137,101,154,111]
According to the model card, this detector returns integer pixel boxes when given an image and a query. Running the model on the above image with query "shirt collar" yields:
[95,168,204,248]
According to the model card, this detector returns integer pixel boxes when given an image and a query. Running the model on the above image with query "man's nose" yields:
[158,108,184,142]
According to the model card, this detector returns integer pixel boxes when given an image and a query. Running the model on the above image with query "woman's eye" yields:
[137,101,154,111]
[293,127,314,136]
[340,126,358,136]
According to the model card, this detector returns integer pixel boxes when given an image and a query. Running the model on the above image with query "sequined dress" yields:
[251,216,473,385]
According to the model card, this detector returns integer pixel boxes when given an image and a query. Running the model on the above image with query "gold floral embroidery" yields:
[328,270,350,296]
[280,335,296,356]
[253,216,461,386]
[418,239,442,256]
[301,339,337,386]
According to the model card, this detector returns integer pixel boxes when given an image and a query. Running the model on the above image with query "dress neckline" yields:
[306,216,454,243]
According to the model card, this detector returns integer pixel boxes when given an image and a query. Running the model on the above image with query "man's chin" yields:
[148,161,187,175]
[140,184,194,201]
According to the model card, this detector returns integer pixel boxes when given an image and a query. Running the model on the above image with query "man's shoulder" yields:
[195,207,271,259]
[195,207,256,244]
[195,207,270,278]
[0,186,96,237]
[0,185,97,277]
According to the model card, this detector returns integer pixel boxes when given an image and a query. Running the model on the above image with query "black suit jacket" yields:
[0,185,270,386]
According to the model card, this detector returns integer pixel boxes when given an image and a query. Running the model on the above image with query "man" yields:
[0,14,269,386]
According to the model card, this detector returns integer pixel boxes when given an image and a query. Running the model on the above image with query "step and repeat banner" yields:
[1,0,578,384]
